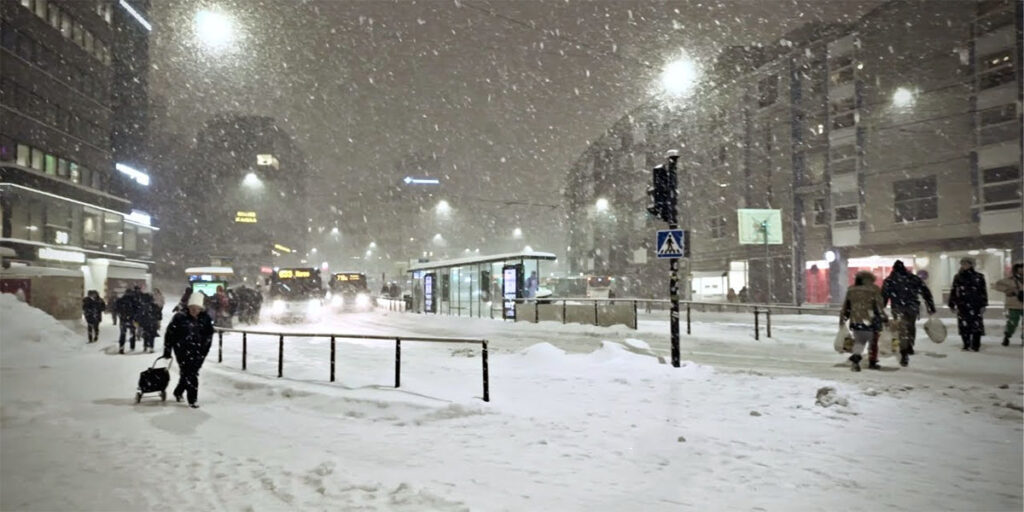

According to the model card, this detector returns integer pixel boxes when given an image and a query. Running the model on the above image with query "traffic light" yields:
[646,158,678,224]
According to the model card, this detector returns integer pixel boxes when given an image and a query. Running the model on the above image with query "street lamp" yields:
[660,55,699,98]
[892,87,915,108]
[595,197,609,212]
[242,172,262,188]
[435,200,451,216]
[195,9,235,51]
[512,227,523,239]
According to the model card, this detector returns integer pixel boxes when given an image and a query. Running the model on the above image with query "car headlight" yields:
[272,300,286,313]
[307,299,322,314]
[331,295,343,307]
[355,293,370,308]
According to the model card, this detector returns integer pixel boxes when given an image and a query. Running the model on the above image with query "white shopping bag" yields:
[877,323,897,357]
[834,323,852,354]
[924,315,947,344]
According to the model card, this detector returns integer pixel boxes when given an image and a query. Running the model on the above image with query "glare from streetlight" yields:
[660,55,699,97]
[331,227,339,235]
[512,227,523,239]
[369,241,377,249]
[242,172,262,188]
[892,87,915,108]
[595,198,609,212]
[195,9,235,51]
[436,200,451,215]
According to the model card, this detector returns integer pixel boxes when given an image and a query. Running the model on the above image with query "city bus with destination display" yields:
[328,272,372,311]
[266,267,325,322]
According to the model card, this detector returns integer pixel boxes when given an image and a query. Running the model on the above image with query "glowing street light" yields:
[331,227,339,235]
[512,227,523,239]
[595,197,609,212]
[436,200,451,215]
[242,172,262,188]
[892,87,915,108]
[660,55,699,97]
[195,9,235,51]
[368,241,377,249]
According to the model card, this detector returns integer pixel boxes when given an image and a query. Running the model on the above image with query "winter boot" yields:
[1002,336,1010,347]
[189,403,200,409]
[118,347,124,354]
[899,353,909,367]
[850,354,862,372]
[868,360,881,370]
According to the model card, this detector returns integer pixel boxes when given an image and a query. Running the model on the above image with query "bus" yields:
[185,267,234,298]
[266,267,324,322]
[328,272,371,311]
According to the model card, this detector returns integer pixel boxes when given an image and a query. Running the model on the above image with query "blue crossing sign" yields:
[656,229,685,259]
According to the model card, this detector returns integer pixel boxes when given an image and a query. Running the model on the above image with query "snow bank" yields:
[0,293,80,352]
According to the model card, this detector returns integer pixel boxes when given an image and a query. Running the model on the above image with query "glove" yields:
[1018,291,1023,302]
[162,350,172,359]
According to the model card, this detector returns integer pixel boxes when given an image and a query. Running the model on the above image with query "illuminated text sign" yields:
[235,211,258,223]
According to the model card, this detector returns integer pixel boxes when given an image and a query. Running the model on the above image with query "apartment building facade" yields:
[565,0,1022,304]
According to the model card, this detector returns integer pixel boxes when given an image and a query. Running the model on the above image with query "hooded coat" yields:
[841,271,887,332]
[993,266,1023,310]
[82,295,106,324]
[162,311,214,366]
[949,267,988,335]
[881,261,936,315]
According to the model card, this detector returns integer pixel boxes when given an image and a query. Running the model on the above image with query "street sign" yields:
[656,229,685,259]
[737,209,783,244]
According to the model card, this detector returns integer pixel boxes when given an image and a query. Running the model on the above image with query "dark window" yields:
[834,205,858,223]
[758,75,778,108]
[812,199,828,225]
[980,67,1016,90]
[829,67,854,85]
[708,217,727,239]
[832,112,856,129]
[893,176,938,222]
[980,104,1017,126]
[829,97,856,116]
[981,165,1022,211]
[0,135,14,162]
[977,8,1014,34]
[978,0,1012,16]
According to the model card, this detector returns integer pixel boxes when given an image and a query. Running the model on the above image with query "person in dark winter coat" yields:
[993,263,1023,346]
[81,290,106,343]
[116,288,141,353]
[162,292,214,408]
[881,260,936,367]
[949,257,988,352]
[136,293,162,353]
[840,271,888,371]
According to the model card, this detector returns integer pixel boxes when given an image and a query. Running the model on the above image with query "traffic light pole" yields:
[667,158,681,368]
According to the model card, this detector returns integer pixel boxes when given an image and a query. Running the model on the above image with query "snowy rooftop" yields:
[408,251,557,272]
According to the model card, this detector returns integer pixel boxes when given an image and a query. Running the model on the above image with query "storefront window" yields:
[122,223,138,253]
[83,207,102,247]
[16,144,30,166]
[102,212,122,249]
[31,147,44,170]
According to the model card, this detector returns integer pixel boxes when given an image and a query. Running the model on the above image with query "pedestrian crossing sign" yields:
[656,229,685,259]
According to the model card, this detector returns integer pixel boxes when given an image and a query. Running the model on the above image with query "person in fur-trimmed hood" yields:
[840,271,888,372]
[949,257,988,352]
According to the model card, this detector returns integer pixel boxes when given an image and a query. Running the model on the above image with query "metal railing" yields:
[214,327,490,402]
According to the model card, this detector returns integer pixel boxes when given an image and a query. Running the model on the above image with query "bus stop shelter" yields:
[408,251,556,318]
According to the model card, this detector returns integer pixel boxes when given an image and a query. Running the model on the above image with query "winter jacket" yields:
[116,292,140,322]
[993,275,1023,310]
[135,295,162,337]
[82,296,106,324]
[162,311,214,366]
[949,268,988,335]
[881,266,936,316]
[841,284,887,332]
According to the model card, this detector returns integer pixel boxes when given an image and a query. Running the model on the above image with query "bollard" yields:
[278,335,284,378]
[242,332,247,371]
[594,301,599,326]
[394,338,401,388]
[754,308,760,341]
[686,303,691,335]
[766,309,772,338]
[562,300,567,324]
[482,340,489,402]
[330,336,336,382]
[218,331,223,363]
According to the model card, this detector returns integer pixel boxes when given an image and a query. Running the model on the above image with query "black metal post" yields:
[594,301,599,326]
[535,299,539,323]
[766,308,772,338]
[218,331,223,363]
[562,300,566,324]
[632,300,638,330]
[686,303,691,335]
[670,255,680,367]
[278,334,284,378]
[242,332,247,371]
[482,340,489,402]
[394,338,401,388]
[330,336,336,382]
[754,308,760,341]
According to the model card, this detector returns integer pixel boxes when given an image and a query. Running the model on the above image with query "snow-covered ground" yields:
[2,293,1021,511]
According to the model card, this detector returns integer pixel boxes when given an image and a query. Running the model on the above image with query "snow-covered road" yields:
[2,295,1021,511]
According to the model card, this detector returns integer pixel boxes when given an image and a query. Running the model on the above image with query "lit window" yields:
[16,144,30,167]
[31,147,44,170]
[44,153,56,175]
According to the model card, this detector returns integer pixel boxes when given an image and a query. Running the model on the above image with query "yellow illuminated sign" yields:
[278,270,293,279]
[295,270,311,278]
[273,244,292,253]
[277,269,312,279]
[336,274,363,282]
[235,211,257,223]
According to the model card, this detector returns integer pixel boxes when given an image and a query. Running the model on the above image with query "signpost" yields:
[737,209,783,302]
[647,150,683,367]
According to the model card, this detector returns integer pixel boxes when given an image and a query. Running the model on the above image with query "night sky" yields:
[149,0,880,209]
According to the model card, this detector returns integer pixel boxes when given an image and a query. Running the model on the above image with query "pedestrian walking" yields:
[136,293,162,353]
[993,263,1023,346]
[840,271,888,371]
[116,288,140,353]
[881,260,936,367]
[162,292,214,408]
[81,290,106,343]
[949,257,988,352]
